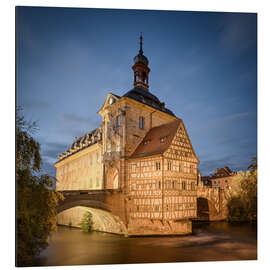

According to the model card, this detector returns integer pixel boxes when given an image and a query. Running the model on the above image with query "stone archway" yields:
[106,167,119,189]
[197,197,210,221]
[57,206,127,235]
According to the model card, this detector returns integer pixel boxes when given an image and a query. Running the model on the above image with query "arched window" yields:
[142,72,146,83]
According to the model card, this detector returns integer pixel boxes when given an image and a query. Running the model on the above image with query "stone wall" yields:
[128,218,192,235]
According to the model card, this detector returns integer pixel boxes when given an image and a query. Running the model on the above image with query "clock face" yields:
[109,97,114,105]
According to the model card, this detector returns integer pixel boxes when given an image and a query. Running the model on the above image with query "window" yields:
[117,140,120,152]
[160,136,167,143]
[167,162,172,171]
[182,181,186,190]
[89,154,92,165]
[166,181,172,189]
[142,72,146,83]
[179,164,181,172]
[131,164,136,173]
[172,180,177,189]
[116,115,121,127]
[139,116,144,129]
[191,182,195,191]
[144,139,150,145]
[107,143,111,153]
[156,162,161,170]
[96,152,100,162]
[155,205,159,211]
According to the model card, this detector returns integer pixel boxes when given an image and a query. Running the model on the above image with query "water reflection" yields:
[36,221,257,266]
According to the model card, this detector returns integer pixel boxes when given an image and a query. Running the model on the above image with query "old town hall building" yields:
[54,35,199,235]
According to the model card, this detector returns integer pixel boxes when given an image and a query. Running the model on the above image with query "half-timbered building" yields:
[54,35,199,235]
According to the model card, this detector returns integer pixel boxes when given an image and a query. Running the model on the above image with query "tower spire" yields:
[139,32,143,55]
[132,33,150,90]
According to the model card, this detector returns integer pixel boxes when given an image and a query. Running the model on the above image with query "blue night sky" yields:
[16,7,257,177]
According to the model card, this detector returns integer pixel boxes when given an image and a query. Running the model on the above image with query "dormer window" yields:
[160,136,168,143]
[144,139,150,145]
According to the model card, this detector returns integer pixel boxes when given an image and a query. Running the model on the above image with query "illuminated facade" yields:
[54,35,199,235]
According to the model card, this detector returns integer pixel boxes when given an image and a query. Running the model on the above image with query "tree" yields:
[80,211,94,232]
[226,157,257,223]
[16,109,63,266]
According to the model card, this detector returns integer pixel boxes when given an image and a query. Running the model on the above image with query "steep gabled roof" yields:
[130,120,181,159]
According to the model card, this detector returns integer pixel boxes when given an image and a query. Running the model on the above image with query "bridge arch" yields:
[196,197,218,221]
[57,199,110,214]
[196,186,228,221]
[56,190,127,235]
[57,206,127,235]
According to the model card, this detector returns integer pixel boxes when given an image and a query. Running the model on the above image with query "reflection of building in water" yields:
[54,34,199,235]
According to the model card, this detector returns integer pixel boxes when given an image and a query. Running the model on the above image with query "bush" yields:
[227,196,247,223]
[80,212,93,232]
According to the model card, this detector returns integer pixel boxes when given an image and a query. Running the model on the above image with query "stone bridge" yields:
[196,186,229,221]
[57,186,230,234]
[57,189,128,235]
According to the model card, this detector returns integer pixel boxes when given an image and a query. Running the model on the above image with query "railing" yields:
[60,189,121,196]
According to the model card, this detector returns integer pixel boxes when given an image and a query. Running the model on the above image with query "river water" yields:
[36,221,257,266]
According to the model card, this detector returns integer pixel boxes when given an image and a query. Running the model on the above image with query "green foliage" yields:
[227,157,257,223]
[80,212,94,232]
[16,109,64,266]
[227,196,248,223]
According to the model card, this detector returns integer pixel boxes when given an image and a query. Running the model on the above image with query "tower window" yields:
[139,116,144,129]
[167,162,172,171]
[142,72,146,83]
[117,140,120,152]
[107,143,111,153]
[156,162,161,170]
[116,115,121,127]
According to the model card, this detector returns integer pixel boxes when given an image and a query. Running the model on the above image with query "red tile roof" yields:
[129,120,181,159]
